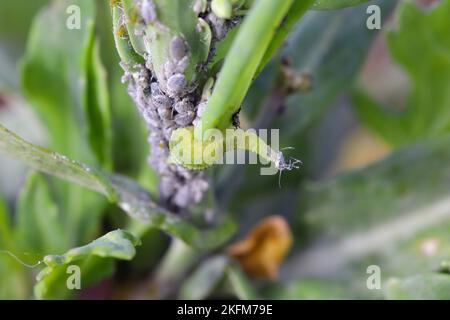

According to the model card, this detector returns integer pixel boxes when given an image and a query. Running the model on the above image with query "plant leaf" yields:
[0,124,235,250]
[354,0,450,145]
[34,230,139,299]
[179,255,229,300]
[81,21,112,169]
[0,124,117,201]
[20,0,98,164]
[41,229,141,268]
[14,173,67,254]
[0,192,12,247]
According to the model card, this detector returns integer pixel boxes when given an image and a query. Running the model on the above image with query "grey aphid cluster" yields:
[118,0,239,211]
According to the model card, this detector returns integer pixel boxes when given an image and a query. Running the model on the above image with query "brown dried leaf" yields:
[226,215,293,279]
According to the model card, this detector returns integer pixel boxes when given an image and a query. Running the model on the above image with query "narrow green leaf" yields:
[0,124,235,250]
[34,255,114,299]
[34,230,140,299]
[226,264,258,300]
[0,192,12,247]
[81,21,113,169]
[0,124,117,201]
[180,255,229,299]
[14,173,67,254]
[20,0,97,164]
[42,229,141,268]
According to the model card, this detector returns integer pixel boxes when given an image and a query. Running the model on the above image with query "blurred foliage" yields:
[353,0,450,145]
[0,0,449,301]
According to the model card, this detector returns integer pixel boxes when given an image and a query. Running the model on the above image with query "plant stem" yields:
[195,0,294,138]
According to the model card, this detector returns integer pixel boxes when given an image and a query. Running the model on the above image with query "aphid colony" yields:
[118,0,239,211]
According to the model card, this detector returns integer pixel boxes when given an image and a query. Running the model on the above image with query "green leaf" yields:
[0,192,29,299]
[14,173,67,254]
[354,0,450,145]
[312,0,371,10]
[20,0,97,163]
[34,230,139,299]
[34,230,138,299]
[180,255,229,299]
[0,124,235,250]
[34,256,115,300]
[42,229,141,267]
[20,0,113,246]
[352,88,406,145]
[81,21,112,169]
[0,124,117,201]
[0,192,12,247]
[385,274,450,300]
[225,264,258,300]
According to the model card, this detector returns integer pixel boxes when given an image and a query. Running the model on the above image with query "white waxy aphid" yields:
[152,94,173,109]
[174,99,195,114]
[167,74,188,96]
[174,110,196,126]
[157,106,172,121]
[170,36,188,62]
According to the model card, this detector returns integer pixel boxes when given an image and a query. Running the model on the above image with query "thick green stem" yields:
[256,0,313,75]
[195,0,294,138]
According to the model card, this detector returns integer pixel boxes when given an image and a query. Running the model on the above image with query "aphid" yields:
[164,57,189,79]
[157,105,172,121]
[232,108,241,128]
[173,185,192,208]
[190,178,209,203]
[170,36,188,62]
[143,109,161,128]
[151,83,173,109]
[167,73,188,96]
[152,94,173,109]
[173,99,195,114]
[207,13,227,40]
[141,0,157,24]
[174,110,196,126]
[159,176,178,198]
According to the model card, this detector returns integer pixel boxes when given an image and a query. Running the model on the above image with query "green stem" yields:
[195,0,294,138]
[256,0,313,75]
